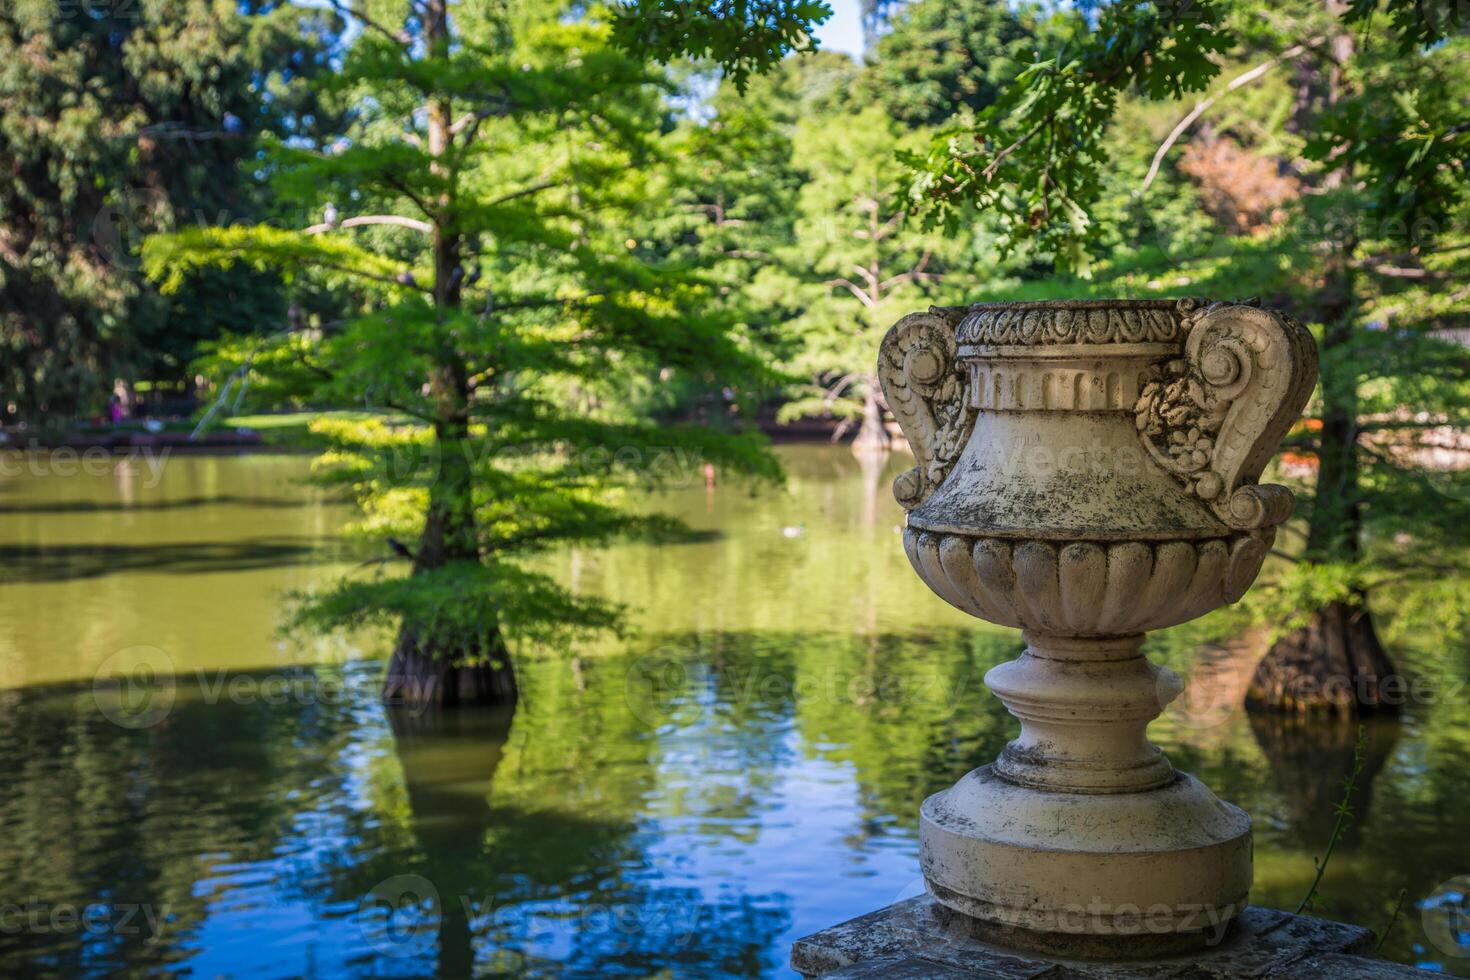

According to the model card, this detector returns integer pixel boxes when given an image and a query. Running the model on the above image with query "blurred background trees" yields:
[0,0,340,424]
[776,106,955,451]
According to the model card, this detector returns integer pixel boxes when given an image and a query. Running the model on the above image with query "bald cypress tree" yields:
[146,0,820,706]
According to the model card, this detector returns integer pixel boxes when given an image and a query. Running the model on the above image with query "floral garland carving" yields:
[1135,299,1314,530]
[1135,359,1231,502]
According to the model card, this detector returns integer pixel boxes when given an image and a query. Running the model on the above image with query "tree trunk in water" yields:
[380,424,519,708]
[1247,599,1398,714]
[383,626,518,709]
[1248,7,1397,716]
[1248,246,1398,714]
[386,702,514,972]
[379,0,517,710]
[856,447,885,528]
[852,379,889,455]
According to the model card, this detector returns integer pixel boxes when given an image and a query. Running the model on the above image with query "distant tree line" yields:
[0,0,348,423]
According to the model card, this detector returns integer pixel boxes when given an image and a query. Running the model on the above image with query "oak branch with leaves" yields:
[904,0,1470,711]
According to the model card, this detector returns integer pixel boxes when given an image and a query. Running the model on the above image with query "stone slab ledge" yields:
[792,896,1428,979]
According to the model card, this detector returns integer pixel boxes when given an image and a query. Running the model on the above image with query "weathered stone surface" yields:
[1273,952,1429,978]
[791,896,1421,979]
[876,299,1320,941]
[819,956,982,979]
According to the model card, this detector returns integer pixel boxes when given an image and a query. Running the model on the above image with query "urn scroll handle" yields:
[877,309,976,510]
[1135,302,1319,531]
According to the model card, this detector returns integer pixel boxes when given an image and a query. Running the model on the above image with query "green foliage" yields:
[1245,560,1366,638]
[1343,0,1470,51]
[1303,46,1470,245]
[902,0,1469,272]
[611,0,833,91]
[775,106,966,435]
[659,86,804,330]
[288,560,623,661]
[0,0,338,420]
[744,47,865,119]
[859,0,1050,128]
[902,0,1234,271]
[146,225,413,296]
[1295,725,1368,914]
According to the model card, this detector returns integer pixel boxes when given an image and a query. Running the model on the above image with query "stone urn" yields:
[879,299,1317,954]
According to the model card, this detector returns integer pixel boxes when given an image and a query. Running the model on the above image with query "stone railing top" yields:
[790,895,1420,979]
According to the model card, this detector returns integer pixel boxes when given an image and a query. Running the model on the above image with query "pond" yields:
[0,446,1465,977]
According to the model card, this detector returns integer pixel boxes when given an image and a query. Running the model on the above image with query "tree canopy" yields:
[0,0,338,421]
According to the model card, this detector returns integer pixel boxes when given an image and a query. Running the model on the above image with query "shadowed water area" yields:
[0,447,1465,977]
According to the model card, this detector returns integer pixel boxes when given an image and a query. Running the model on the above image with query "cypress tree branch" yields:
[304,215,434,235]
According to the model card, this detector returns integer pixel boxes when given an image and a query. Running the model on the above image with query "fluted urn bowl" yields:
[903,532,1269,637]
[878,298,1317,954]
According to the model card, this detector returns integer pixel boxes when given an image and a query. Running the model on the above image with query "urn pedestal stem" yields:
[880,299,1318,956]
[987,632,1177,795]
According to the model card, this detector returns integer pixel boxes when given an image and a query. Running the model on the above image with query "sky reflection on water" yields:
[1,448,1467,976]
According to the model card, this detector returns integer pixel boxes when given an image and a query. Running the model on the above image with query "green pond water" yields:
[0,445,1466,977]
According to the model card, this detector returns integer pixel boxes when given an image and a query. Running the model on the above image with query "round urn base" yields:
[920,765,1251,956]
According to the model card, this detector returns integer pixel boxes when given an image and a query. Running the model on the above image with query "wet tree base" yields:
[382,629,518,709]
[1246,600,1399,715]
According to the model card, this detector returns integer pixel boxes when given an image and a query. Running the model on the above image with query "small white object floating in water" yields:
[781,524,805,538]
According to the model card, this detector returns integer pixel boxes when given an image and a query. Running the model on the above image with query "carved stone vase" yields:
[879,299,1317,955]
